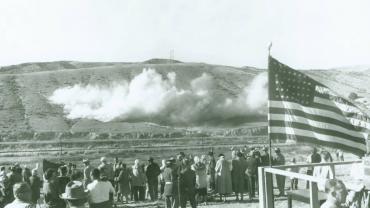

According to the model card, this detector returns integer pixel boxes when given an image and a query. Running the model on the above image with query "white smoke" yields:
[49,69,268,125]
[244,72,268,109]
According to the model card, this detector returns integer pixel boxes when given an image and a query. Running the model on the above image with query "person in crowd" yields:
[140,164,147,201]
[231,147,237,160]
[4,182,33,208]
[0,182,6,208]
[58,166,70,196]
[86,168,115,208]
[82,159,93,188]
[314,151,335,191]
[321,179,348,208]
[29,169,41,205]
[162,159,176,208]
[0,166,9,206]
[113,157,120,193]
[260,146,270,166]
[146,157,161,201]
[192,156,207,205]
[22,167,31,185]
[306,147,321,188]
[130,159,146,202]
[159,159,166,200]
[0,166,7,207]
[253,150,262,191]
[206,151,216,193]
[70,171,84,183]
[245,150,258,199]
[58,166,70,208]
[71,164,78,176]
[113,157,120,173]
[215,154,232,202]
[7,166,23,203]
[336,150,344,162]
[273,148,286,196]
[0,166,6,181]
[43,168,63,208]
[60,181,87,208]
[67,163,73,177]
[188,154,194,165]
[98,157,114,186]
[232,151,247,201]
[179,158,196,208]
[176,154,185,172]
[116,163,130,203]
[288,158,299,190]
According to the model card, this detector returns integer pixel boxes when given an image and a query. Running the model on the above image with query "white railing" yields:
[258,160,362,208]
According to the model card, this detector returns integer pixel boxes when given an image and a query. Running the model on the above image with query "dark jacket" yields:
[43,180,63,208]
[146,162,161,181]
[57,176,70,195]
[206,157,216,175]
[29,175,42,203]
[179,168,196,194]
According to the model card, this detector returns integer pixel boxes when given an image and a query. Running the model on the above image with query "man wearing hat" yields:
[83,159,93,188]
[273,148,286,196]
[178,158,196,208]
[162,158,178,208]
[145,157,161,201]
[260,146,270,166]
[60,181,88,208]
[98,157,114,186]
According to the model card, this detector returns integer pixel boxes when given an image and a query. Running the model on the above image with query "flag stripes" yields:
[269,114,365,140]
[270,133,367,154]
[268,56,368,155]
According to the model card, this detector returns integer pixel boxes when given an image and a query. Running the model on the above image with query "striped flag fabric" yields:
[268,56,369,155]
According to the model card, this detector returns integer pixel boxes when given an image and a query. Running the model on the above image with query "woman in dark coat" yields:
[29,169,42,204]
[231,151,247,201]
[116,163,130,203]
[22,167,32,185]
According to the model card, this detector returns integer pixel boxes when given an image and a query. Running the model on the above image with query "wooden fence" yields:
[258,160,362,208]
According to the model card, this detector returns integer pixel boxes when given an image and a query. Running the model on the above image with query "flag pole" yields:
[268,42,273,167]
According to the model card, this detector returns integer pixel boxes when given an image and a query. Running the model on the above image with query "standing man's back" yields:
[146,157,161,201]
[87,168,115,208]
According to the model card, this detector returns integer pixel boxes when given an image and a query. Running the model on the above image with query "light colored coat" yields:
[215,158,232,194]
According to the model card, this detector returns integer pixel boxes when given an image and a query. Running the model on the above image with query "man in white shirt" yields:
[4,182,33,208]
[321,179,347,208]
[86,168,115,208]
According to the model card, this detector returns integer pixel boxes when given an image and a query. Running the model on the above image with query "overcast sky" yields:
[1,0,370,69]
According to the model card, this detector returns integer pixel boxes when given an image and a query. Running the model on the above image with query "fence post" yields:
[330,164,335,178]
[265,172,274,208]
[259,167,266,208]
[309,181,319,208]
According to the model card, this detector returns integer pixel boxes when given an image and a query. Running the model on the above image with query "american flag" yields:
[268,56,369,155]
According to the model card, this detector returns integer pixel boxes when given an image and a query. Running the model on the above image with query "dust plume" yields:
[49,69,267,125]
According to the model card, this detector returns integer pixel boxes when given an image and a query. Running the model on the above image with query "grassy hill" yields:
[0,59,369,141]
[0,59,369,165]
[0,59,264,141]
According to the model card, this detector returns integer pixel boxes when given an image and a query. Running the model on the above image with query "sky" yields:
[1,0,370,69]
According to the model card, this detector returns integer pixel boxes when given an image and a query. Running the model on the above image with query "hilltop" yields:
[0,59,369,142]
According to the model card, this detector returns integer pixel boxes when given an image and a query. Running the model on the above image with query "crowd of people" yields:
[0,145,346,208]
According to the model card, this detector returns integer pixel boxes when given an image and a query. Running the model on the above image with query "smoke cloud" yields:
[49,69,267,125]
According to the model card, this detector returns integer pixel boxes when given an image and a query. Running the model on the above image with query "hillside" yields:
[0,59,369,142]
